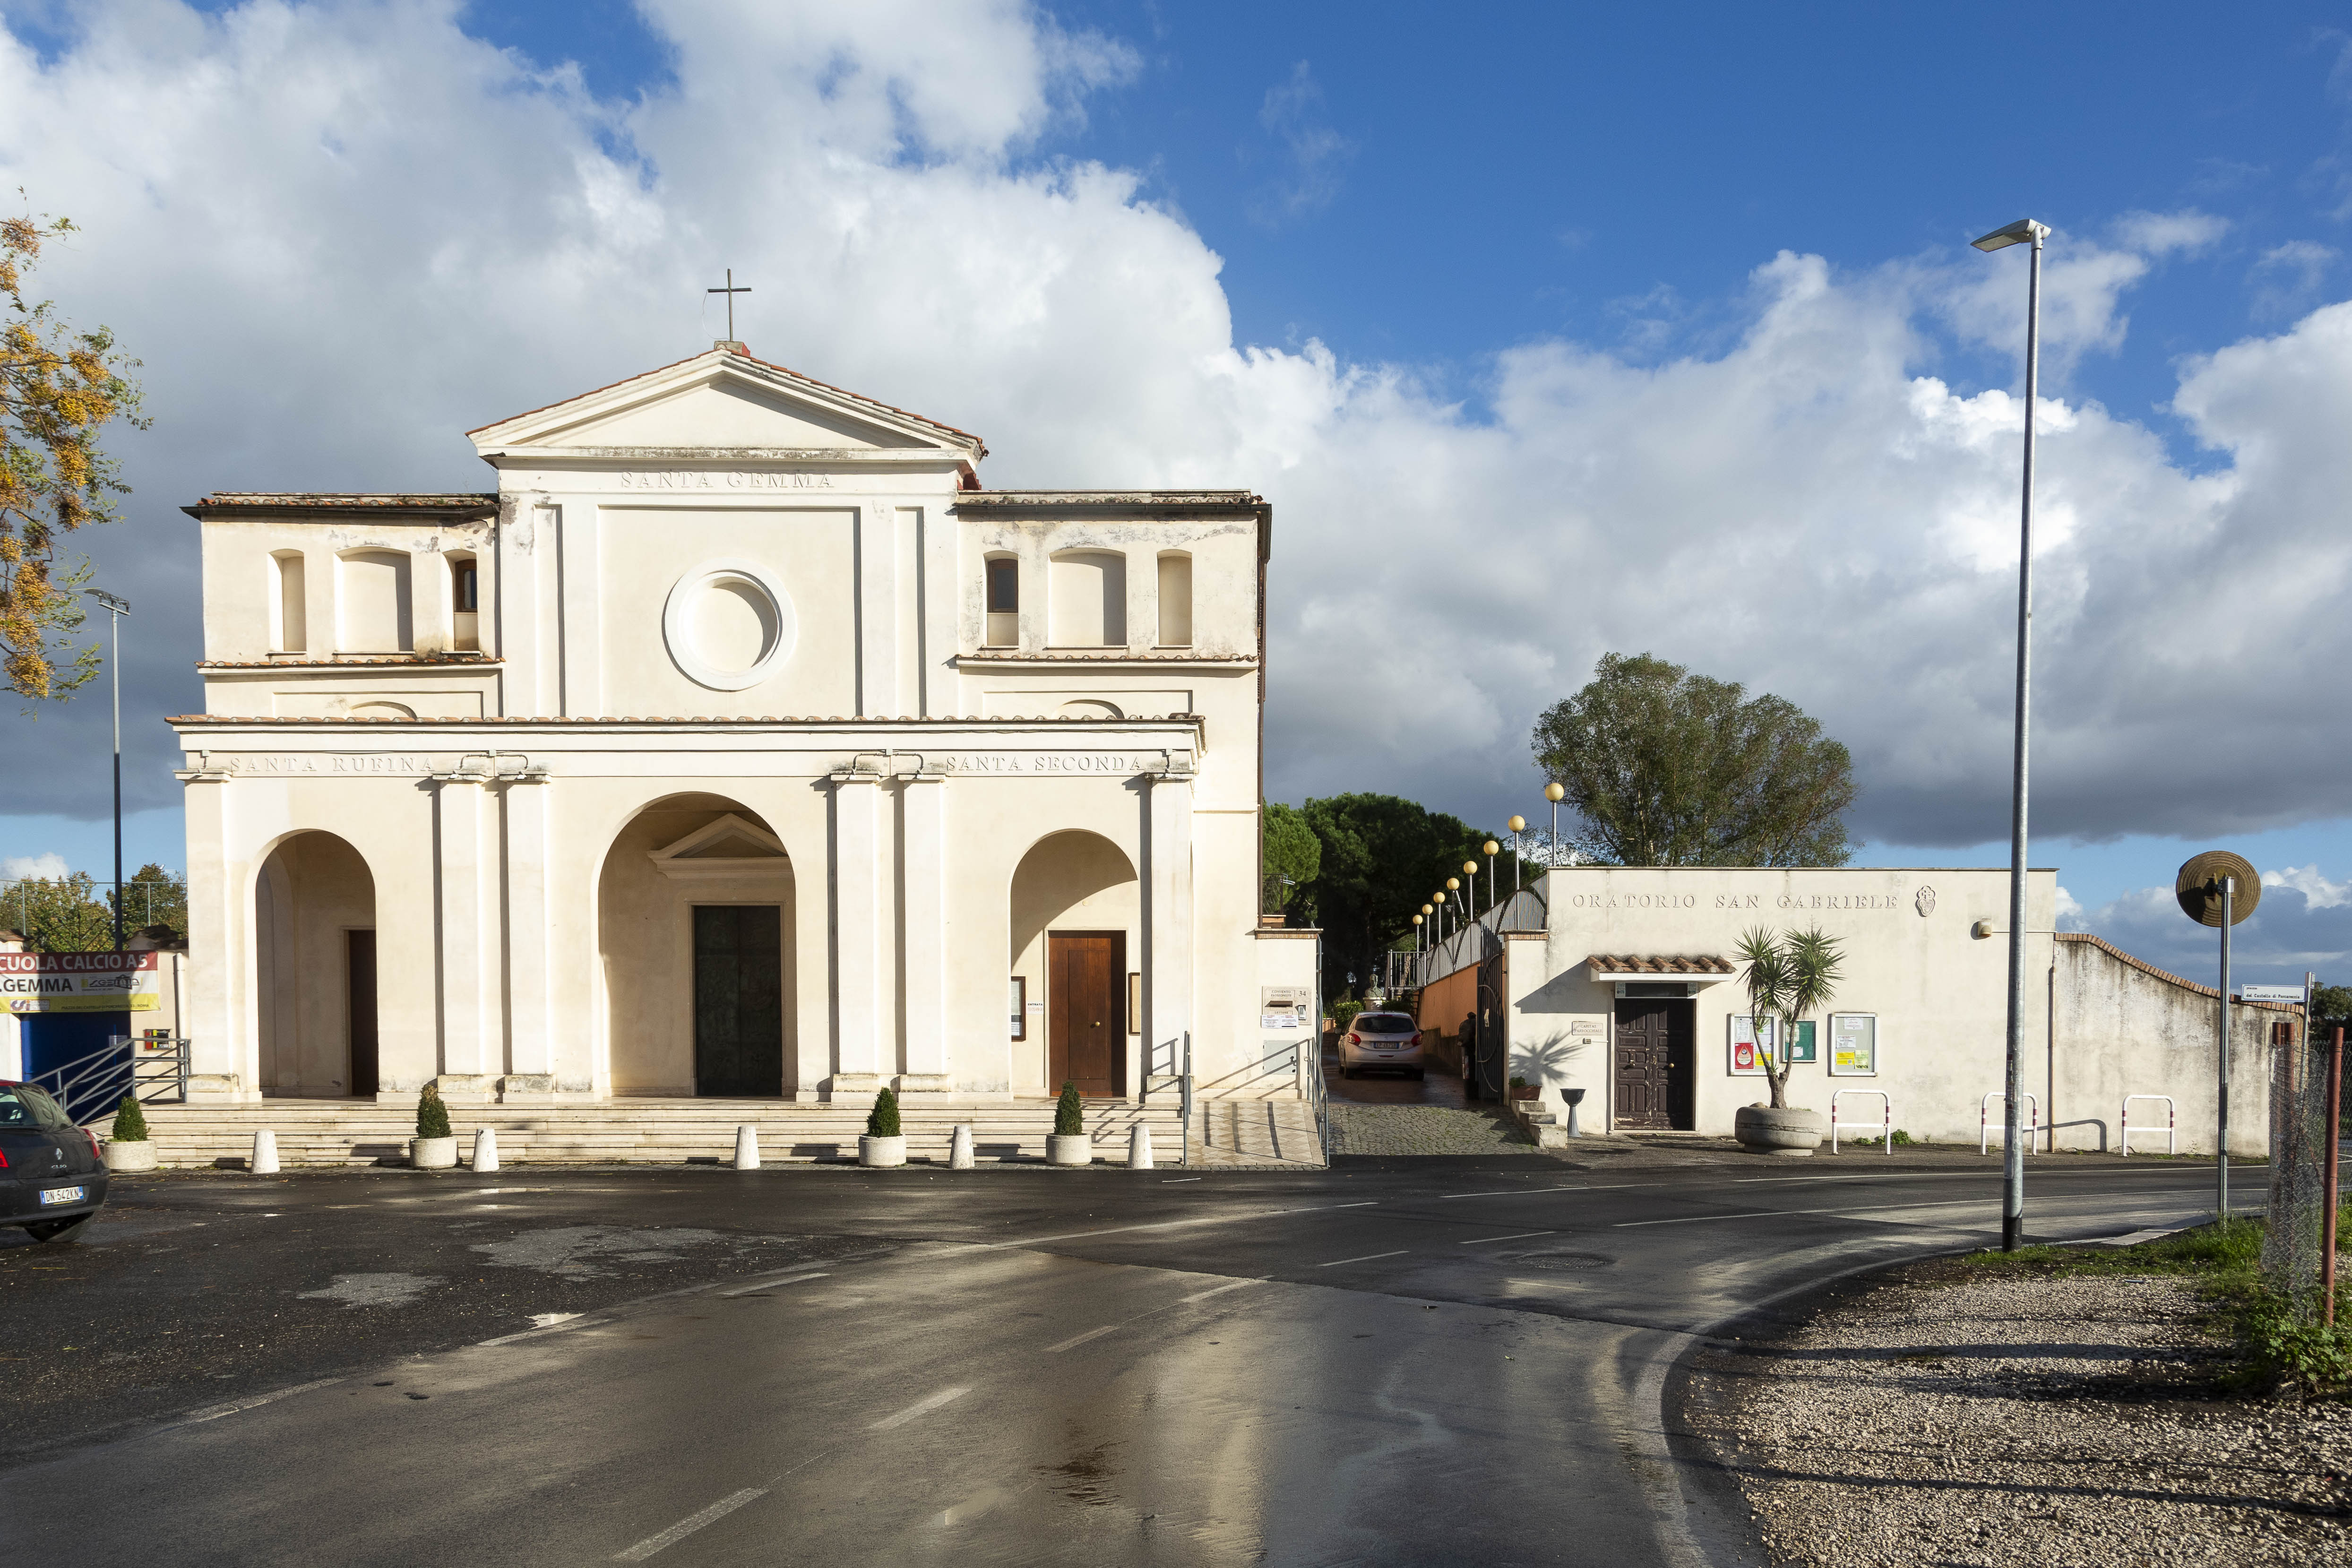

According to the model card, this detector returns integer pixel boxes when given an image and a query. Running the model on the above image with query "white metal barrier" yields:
[1980,1091,2040,1155]
[1830,1089,1893,1154]
[2119,1094,2176,1157]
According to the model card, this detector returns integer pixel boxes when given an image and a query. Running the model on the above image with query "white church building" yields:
[166,345,1316,1136]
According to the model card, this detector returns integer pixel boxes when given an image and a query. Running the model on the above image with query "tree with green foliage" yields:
[415,1082,452,1140]
[1299,793,1517,999]
[1054,1081,1084,1137]
[2310,984,2352,1024]
[867,1086,901,1138]
[117,863,186,939]
[4,870,111,951]
[3,207,147,702]
[110,1093,148,1143]
[1532,652,1855,867]
[1736,925,1845,1110]
[1260,800,1321,921]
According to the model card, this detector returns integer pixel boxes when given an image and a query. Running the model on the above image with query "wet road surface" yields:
[0,1156,2247,1565]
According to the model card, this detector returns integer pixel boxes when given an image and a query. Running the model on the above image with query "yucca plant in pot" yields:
[411,1082,459,1169]
[859,1087,906,1167]
[1732,925,1843,1156]
[104,1093,158,1172]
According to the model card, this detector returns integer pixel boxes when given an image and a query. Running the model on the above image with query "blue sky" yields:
[5,1,2352,982]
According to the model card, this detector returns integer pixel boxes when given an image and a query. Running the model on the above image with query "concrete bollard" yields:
[472,1127,500,1173]
[734,1124,760,1170]
[948,1124,975,1170]
[250,1128,280,1175]
[1127,1122,1154,1170]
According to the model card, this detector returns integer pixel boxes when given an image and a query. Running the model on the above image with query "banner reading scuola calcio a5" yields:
[0,951,162,1013]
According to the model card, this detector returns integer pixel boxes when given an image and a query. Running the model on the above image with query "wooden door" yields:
[346,930,379,1098]
[1049,932,1123,1097]
[693,905,784,1098]
[1613,999,1671,1129]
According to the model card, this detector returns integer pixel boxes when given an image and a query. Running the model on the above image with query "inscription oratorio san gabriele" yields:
[1561,892,1909,912]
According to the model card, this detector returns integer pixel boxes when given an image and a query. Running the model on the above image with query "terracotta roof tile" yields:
[1585,954,1738,976]
[2056,932,2301,1010]
[199,656,501,669]
[167,713,1205,726]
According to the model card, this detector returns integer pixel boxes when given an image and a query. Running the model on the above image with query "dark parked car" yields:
[1,1081,109,1242]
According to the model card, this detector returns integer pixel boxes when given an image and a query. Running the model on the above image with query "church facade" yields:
[171,346,1305,1110]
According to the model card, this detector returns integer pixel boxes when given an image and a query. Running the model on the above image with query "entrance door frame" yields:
[345,927,379,1098]
[1047,930,1127,1097]
[1611,994,1696,1132]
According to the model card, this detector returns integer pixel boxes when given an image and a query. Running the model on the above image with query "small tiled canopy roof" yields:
[1585,954,1738,977]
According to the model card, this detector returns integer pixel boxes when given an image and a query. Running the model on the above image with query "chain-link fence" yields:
[0,875,186,949]
[2263,1021,2343,1321]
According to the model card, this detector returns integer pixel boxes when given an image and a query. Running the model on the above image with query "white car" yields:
[1339,1011,1425,1078]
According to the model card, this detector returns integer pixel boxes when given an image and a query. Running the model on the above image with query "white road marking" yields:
[174,1376,344,1428]
[968,1199,1378,1252]
[1178,1278,1266,1303]
[1162,1177,1203,1183]
[1460,1231,1555,1246]
[478,1316,616,1347]
[1044,1325,1119,1353]
[1437,1184,1643,1199]
[1318,1250,1407,1267]
[716,1271,829,1297]
[612,1488,767,1561]
[869,1386,971,1430]
[1612,1191,2211,1229]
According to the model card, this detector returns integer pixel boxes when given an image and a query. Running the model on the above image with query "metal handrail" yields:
[30,1032,189,1125]
[1830,1089,1893,1154]
[2120,1094,2176,1156]
[1980,1090,2040,1156]
[1180,1030,1193,1168]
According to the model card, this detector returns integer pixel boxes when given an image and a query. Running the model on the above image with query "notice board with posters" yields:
[1828,1012,1878,1076]
[1728,1014,1776,1076]
[1784,1019,1817,1065]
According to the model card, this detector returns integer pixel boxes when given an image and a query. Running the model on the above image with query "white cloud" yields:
[2055,886,2085,928]
[2267,863,2352,909]
[2252,240,2338,320]
[1250,60,1353,225]
[2,853,71,881]
[2110,208,2229,257]
[2,1,2352,868]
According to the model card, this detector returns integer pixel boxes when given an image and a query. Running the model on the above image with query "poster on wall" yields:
[1785,1020,1817,1065]
[1,951,161,1014]
[1261,986,1311,1033]
[1728,1015,1776,1075]
[1829,1013,1878,1076]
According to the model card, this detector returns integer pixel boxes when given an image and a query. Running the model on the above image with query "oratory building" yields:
[172,346,1310,1121]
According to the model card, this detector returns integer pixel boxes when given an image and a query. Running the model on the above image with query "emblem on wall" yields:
[1914,886,1937,917]
[663,559,797,691]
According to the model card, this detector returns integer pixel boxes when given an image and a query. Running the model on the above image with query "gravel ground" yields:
[1682,1264,2352,1567]
[1327,1103,1535,1154]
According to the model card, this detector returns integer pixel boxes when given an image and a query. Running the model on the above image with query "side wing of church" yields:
[170,346,1306,1118]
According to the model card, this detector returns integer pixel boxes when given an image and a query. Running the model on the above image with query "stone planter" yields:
[1046,1133,1093,1167]
[859,1134,906,1168]
[1734,1104,1825,1157]
[410,1135,458,1170]
[105,1140,158,1172]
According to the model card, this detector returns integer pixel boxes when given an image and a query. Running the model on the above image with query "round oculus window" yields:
[662,560,796,691]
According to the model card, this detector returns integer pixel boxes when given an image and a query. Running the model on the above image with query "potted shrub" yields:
[1046,1081,1091,1166]
[1731,925,1843,1156]
[1507,1075,1541,1102]
[859,1087,906,1167]
[104,1094,157,1172]
[411,1083,458,1169]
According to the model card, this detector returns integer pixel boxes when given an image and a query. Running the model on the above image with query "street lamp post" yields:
[1482,842,1499,914]
[1545,781,1565,869]
[1507,817,1525,893]
[1971,215,2049,1253]
[84,588,132,950]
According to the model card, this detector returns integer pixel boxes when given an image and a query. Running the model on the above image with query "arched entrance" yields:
[255,831,378,1097]
[597,794,795,1097]
[1010,831,1139,1097]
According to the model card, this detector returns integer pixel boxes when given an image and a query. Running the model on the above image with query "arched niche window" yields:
[338,549,413,654]
[270,550,307,654]
[984,553,1019,647]
[449,552,480,651]
[1156,551,1192,647]
[1048,550,1126,648]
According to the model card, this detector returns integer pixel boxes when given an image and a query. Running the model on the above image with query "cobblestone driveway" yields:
[1328,1104,1535,1155]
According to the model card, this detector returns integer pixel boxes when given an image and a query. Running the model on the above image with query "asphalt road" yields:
[0,1154,2248,1566]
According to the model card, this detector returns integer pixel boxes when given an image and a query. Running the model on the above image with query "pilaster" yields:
[500,764,556,1104]
[896,768,949,1095]
[1144,751,1197,1089]
[173,754,255,1102]
[431,760,497,1102]
[827,763,884,1103]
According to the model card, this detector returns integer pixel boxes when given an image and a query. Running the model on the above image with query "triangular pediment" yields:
[647,813,791,879]
[470,349,985,461]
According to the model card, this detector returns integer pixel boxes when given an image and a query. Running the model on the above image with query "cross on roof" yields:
[707,268,750,345]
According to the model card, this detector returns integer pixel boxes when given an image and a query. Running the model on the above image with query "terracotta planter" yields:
[105,1140,158,1172]
[859,1134,907,1168]
[1047,1134,1093,1167]
[410,1135,458,1169]
[1508,1085,1540,1101]
[1734,1104,1825,1157]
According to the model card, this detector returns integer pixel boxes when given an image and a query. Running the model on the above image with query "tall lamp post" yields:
[84,588,132,950]
[1545,781,1566,868]
[1463,862,1480,920]
[1482,842,1499,913]
[1507,817,1526,893]
[1971,215,2049,1253]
